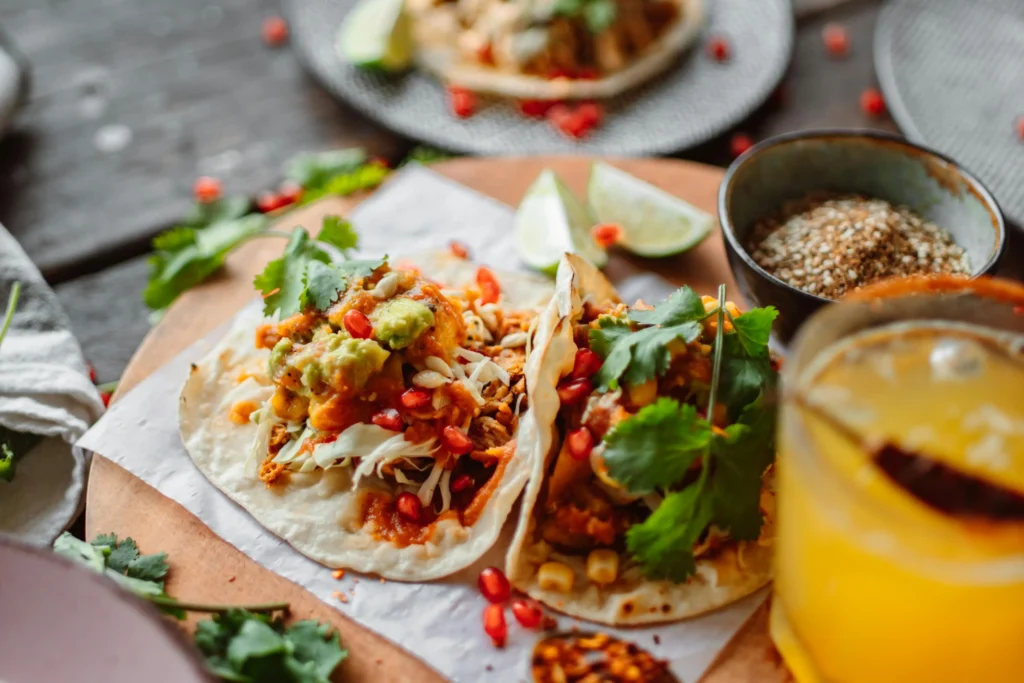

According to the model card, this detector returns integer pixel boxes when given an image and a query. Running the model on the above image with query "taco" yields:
[406,0,705,100]
[179,240,553,581]
[507,254,779,625]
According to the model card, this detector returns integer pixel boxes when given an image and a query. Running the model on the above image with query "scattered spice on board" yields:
[748,194,970,299]
[531,632,672,683]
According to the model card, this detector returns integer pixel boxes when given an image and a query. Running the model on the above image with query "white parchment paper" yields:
[78,166,767,682]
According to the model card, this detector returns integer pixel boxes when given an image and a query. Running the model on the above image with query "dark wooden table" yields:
[0,0,895,383]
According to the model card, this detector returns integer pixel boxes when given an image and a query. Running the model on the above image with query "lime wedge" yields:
[337,0,413,72]
[515,170,608,274]
[587,161,715,257]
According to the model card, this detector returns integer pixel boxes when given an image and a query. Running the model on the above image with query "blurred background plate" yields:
[284,0,794,155]
[0,537,211,683]
[875,0,1024,234]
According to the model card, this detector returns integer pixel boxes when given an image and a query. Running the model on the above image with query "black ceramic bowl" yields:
[718,130,1006,344]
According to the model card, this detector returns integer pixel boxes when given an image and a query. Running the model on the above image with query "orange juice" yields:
[773,315,1024,683]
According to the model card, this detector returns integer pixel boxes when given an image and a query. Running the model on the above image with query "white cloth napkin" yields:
[0,226,105,544]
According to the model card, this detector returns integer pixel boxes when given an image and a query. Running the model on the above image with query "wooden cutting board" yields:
[86,156,793,683]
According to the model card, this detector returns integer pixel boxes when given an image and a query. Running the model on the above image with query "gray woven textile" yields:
[285,0,793,155]
[0,226,104,545]
[876,0,1024,229]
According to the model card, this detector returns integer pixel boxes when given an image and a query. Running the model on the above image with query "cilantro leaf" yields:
[626,485,714,581]
[629,287,706,327]
[127,551,170,582]
[91,532,118,548]
[583,0,617,32]
[316,216,358,254]
[285,148,368,188]
[254,229,331,316]
[591,321,702,389]
[227,619,288,669]
[300,261,348,312]
[730,307,778,358]
[106,537,140,573]
[285,621,348,679]
[0,442,14,482]
[603,399,711,495]
[711,396,776,541]
[718,334,777,417]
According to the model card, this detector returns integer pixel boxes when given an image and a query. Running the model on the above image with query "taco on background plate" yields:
[179,230,553,581]
[507,254,779,625]
[406,0,706,100]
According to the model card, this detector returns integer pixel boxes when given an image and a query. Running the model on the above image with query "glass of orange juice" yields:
[771,276,1024,683]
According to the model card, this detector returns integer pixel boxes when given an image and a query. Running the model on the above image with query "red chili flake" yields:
[482,603,507,648]
[396,492,422,522]
[706,35,731,62]
[449,241,470,259]
[1015,116,1024,141]
[510,598,544,629]
[730,133,755,158]
[571,348,603,380]
[193,176,222,204]
[442,425,474,455]
[278,181,303,205]
[228,576,236,582]
[87,363,98,384]
[557,378,593,406]
[262,16,289,47]
[822,23,850,58]
[451,474,474,493]
[100,391,112,407]
[566,427,594,461]
[519,99,557,118]
[449,86,477,119]
[256,192,285,214]
[860,88,887,118]
[478,567,511,603]
[400,388,431,410]
[576,101,603,128]
[476,267,501,304]
[653,634,661,645]
[371,408,403,432]
[591,223,623,249]
[342,309,373,339]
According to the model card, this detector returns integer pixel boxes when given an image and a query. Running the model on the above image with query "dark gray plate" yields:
[875,0,1024,228]
[284,0,793,155]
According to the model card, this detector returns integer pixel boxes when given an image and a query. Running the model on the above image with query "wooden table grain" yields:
[1,0,895,373]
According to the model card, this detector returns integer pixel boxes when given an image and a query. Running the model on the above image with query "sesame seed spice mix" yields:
[748,194,971,299]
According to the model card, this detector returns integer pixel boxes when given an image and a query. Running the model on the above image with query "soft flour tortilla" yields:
[506,254,773,625]
[410,0,705,100]
[179,252,553,581]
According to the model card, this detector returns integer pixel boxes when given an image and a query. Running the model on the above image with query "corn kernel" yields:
[537,562,575,593]
[550,665,567,683]
[609,658,629,676]
[626,379,658,408]
[624,665,642,681]
[701,295,717,311]
[586,549,620,585]
[725,301,741,318]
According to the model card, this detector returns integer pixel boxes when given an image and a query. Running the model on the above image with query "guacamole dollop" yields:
[270,332,389,397]
[370,297,435,350]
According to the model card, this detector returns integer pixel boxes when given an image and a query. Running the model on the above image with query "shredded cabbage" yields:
[347,425,439,487]
[438,469,452,513]
[417,460,445,507]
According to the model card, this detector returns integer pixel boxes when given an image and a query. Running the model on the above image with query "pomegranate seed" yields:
[278,181,303,205]
[442,425,474,455]
[571,348,603,379]
[449,87,477,118]
[87,363,98,384]
[557,378,593,406]
[591,223,623,249]
[371,408,403,431]
[860,88,886,118]
[1015,116,1024,141]
[576,67,599,80]
[262,16,288,47]
[822,23,850,58]
[519,99,556,118]
[556,110,592,139]
[449,240,470,259]
[396,492,422,522]
[478,567,511,603]
[730,133,754,158]
[256,192,286,213]
[567,427,594,461]
[100,391,112,407]
[576,101,603,128]
[707,35,731,62]
[400,388,431,410]
[343,309,373,339]
[511,598,544,629]
[451,473,474,493]
[193,176,222,204]
[476,267,501,305]
[482,603,507,648]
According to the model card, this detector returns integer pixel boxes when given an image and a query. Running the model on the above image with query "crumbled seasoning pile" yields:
[748,194,971,299]
[531,632,671,683]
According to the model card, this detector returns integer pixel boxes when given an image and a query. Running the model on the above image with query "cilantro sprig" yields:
[599,286,778,581]
[553,0,618,33]
[54,533,347,682]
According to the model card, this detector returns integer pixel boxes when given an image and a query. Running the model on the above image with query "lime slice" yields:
[515,170,608,274]
[587,161,715,257]
[337,0,413,72]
